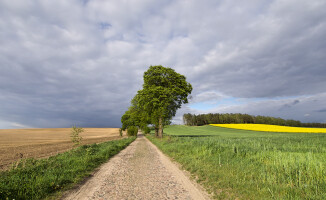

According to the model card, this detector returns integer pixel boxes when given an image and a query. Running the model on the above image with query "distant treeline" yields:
[183,113,326,128]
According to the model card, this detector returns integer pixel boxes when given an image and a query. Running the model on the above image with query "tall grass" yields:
[0,137,136,200]
[148,125,326,199]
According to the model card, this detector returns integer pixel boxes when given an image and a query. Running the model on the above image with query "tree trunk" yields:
[155,126,158,137]
[158,117,163,138]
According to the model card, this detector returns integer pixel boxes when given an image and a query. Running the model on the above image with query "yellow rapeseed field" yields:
[210,124,326,133]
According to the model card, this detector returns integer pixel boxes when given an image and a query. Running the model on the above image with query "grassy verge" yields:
[148,125,326,199]
[0,137,136,200]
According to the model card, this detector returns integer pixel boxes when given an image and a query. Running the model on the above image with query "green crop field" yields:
[148,125,326,199]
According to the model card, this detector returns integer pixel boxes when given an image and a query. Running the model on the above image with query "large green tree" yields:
[136,65,192,138]
[121,94,150,131]
[121,65,192,138]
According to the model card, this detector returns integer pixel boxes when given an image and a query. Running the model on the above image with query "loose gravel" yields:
[63,134,210,200]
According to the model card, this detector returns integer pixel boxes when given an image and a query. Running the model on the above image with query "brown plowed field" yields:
[0,128,124,170]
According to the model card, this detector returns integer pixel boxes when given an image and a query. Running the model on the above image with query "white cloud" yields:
[0,120,32,129]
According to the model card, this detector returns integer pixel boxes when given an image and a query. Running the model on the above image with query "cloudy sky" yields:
[1,0,326,129]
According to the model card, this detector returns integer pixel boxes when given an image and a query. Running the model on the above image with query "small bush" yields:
[71,126,83,146]
[142,126,150,134]
[127,126,138,136]
[119,128,123,137]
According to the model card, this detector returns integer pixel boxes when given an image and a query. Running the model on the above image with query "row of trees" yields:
[121,66,192,138]
[183,113,326,128]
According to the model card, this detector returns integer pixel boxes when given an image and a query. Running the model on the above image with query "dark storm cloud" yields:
[1,0,326,128]
[279,99,300,110]
[317,109,326,113]
[0,0,145,128]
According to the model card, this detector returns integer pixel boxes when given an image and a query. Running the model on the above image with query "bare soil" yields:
[0,128,124,170]
[63,134,211,200]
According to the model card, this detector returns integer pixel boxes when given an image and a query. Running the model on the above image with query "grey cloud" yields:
[1,0,326,128]
[316,109,326,113]
[292,100,300,105]
[0,0,145,128]
[190,0,326,98]
[191,91,225,103]
[278,99,300,110]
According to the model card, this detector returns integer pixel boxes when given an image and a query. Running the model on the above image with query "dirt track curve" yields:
[63,134,210,200]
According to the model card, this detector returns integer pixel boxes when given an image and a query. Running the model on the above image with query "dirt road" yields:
[63,134,210,200]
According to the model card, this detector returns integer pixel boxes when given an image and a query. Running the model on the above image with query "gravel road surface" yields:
[63,134,210,200]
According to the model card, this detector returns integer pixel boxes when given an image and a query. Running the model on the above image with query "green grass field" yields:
[148,125,326,199]
[0,137,136,200]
